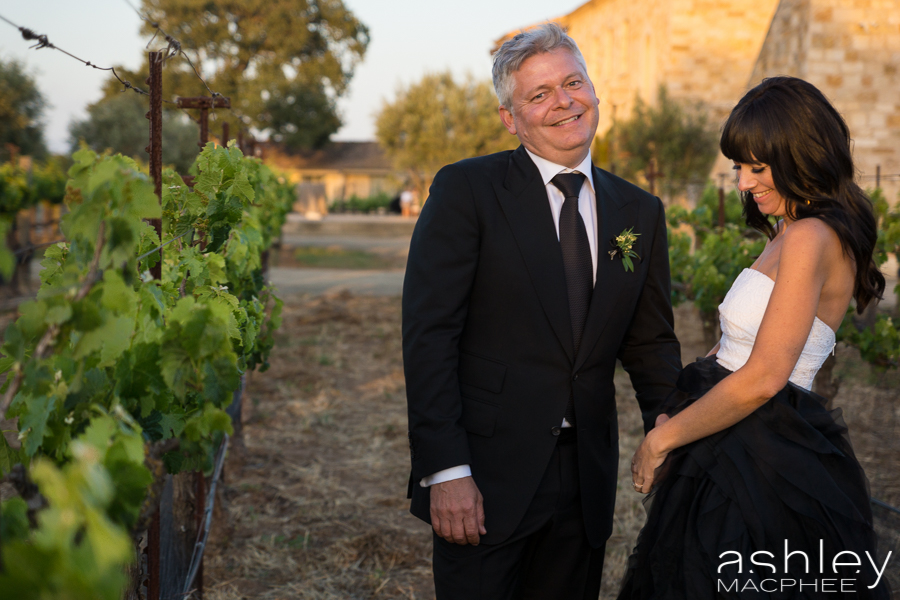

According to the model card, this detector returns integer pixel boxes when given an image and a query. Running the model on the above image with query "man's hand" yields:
[430,476,487,545]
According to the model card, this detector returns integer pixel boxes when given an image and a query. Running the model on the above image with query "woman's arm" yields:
[632,219,836,491]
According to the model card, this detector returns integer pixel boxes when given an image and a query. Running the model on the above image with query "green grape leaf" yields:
[183,404,233,442]
[101,270,138,314]
[45,302,73,326]
[228,170,255,203]
[127,177,162,220]
[19,395,56,457]
[202,357,241,406]
[74,315,133,365]
[0,356,15,374]
[0,434,23,477]
[162,449,184,473]
[104,453,153,529]
[78,415,116,455]
[194,168,223,199]
[158,411,186,440]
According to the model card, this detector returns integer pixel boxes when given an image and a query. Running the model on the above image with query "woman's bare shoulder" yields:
[781,217,840,255]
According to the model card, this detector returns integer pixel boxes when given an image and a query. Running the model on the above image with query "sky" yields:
[0,0,587,154]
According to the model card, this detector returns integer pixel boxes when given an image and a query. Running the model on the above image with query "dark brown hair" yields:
[720,76,884,311]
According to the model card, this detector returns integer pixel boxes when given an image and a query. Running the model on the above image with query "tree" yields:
[605,85,718,199]
[68,94,200,173]
[375,72,517,202]
[0,58,48,161]
[103,0,369,150]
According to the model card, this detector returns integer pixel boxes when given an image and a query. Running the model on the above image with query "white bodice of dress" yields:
[716,268,836,390]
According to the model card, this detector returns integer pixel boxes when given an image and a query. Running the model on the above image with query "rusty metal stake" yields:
[175,96,230,152]
[199,108,208,149]
[146,51,164,281]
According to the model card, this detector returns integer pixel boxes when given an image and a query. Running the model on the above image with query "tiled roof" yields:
[267,141,393,171]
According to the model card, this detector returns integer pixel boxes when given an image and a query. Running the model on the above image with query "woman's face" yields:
[733,161,787,219]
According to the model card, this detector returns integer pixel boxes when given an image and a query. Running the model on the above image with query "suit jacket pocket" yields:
[460,396,500,437]
[458,352,507,394]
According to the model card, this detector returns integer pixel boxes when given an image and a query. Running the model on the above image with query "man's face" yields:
[499,49,600,168]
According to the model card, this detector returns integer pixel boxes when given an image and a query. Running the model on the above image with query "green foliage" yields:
[667,184,744,243]
[0,58,47,161]
[104,0,369,150]
[329,192,393,214]
[843,187,900,371]
[68,94,201,173]
[0,144,293,598]
[375,72,517,201]
[872,188,900,275]
[0,439,136,600]
[605,86,719,198]
[0,158,68,221]
[839,310,900,371]
[0,161,30,215]
[668,224,765,314]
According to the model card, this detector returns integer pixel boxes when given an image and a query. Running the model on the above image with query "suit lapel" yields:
[493,146,574,361]
[575,165,634,371]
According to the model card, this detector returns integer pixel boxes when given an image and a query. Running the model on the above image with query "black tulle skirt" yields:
[618,356,892,599]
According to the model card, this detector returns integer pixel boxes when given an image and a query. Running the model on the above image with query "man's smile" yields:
[552,114,582,126]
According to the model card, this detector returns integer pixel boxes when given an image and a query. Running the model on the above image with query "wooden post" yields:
[147,509,161,600]
[194,472,206,599]
[175,97,231,151]
[876,164,881,189]
[222,122,229,148]
[146,51,164,282]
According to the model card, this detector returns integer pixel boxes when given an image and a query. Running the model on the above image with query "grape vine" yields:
[0,142,293,598]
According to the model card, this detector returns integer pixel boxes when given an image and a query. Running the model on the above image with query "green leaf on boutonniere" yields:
[610,227,641,272]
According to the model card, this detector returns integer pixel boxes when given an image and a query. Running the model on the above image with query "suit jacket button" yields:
[572,374,578,381]
[551,426,561,436]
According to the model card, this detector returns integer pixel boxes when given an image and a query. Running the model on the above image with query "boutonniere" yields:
[608,227,641,272]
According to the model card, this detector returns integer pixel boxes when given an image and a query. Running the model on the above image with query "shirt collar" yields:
[525,148,595,193]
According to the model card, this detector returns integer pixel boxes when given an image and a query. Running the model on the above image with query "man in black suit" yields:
[402,23,681,599]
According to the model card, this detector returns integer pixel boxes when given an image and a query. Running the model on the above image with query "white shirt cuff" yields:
[420,465,472,487]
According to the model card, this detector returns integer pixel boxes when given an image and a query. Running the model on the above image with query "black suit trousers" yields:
[432,432,606,600]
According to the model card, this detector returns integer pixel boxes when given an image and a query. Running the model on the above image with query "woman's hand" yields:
[631,425,669,494]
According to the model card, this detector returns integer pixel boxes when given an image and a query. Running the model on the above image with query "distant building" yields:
[501,0,900,200]
[264,141,398,215]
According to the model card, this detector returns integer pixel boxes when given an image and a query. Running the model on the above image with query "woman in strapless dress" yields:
[618,77,890,599]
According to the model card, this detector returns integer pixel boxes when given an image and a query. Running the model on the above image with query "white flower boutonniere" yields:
[609,227,641,272]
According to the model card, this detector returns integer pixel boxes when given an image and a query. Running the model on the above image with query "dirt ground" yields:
[203,293,900,600]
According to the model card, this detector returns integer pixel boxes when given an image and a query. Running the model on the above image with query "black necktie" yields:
[551,172,592,425]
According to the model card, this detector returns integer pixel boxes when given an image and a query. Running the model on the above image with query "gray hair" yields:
[492,22,588,112]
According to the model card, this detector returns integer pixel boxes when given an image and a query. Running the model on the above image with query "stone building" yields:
[263,141,398,216]
[738,0,900,199]
[502,0,900,199]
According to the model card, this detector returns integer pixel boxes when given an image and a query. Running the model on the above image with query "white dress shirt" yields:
[421,150,600,488]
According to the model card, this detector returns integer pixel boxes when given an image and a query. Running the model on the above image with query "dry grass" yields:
[197,297,899,599]
[204,292,431,599]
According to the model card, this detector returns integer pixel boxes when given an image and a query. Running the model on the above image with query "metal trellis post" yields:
[146,51,164,282]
